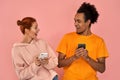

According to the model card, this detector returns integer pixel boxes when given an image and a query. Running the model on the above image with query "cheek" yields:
[78,23,84,27]
[81,24,86,29]
[29,31,35,36]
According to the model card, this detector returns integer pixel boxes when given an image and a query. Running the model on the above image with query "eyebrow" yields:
[74,19,81,21]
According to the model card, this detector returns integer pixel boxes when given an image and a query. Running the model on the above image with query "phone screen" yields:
[78,44,86,49]
[39,53,48,59]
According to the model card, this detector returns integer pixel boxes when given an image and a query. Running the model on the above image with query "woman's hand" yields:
[34,56,50,66]
[34,57,41,66]
[40,57,49,65]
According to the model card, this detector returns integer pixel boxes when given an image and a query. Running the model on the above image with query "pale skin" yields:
[58,13,106,73]
[21,22,49,66]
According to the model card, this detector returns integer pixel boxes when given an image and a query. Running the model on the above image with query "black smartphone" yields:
[78,44,86,49]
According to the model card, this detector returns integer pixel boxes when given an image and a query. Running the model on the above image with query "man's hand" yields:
[74,48,88,59]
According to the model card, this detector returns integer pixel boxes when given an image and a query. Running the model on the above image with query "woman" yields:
[12,17,58,80]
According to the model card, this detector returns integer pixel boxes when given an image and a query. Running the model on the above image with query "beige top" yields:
[12,39,58,80]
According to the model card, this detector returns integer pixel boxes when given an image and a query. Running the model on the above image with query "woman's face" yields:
[26,22,40,39]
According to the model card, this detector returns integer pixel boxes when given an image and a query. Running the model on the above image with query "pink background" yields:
[0,0,120,80]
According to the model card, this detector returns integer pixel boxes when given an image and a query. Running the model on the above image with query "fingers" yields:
[40,59,49,65]
[75,48,88,59]
[75,48,84,55]
[34,56,41,66]
[34,55,49,66]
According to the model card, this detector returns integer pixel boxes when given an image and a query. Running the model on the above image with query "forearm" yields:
[16,63,41,80]
[85,56,105,73]
[44,57,58,69]
[58,56,76,68]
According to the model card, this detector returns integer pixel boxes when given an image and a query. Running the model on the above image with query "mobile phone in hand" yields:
[39,53,48,59]
[78,44,86,49]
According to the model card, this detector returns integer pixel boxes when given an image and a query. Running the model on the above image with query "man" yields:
[56,2,109,80]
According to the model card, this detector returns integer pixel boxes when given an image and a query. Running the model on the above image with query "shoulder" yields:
[92,34,104,42]
[64,32,76,36]
[12,43,21,58]
[35,38,48,46]
[59,32,77,42]
[63,32,76,38]
[36,38,46,43]
[12,43,21,50]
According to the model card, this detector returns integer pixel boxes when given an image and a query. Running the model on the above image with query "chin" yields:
[76,31,83,34]
[76,30,80,34]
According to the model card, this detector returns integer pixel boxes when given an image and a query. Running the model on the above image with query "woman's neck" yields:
[21,35,33,44]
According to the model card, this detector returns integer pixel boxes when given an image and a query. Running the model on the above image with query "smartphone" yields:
[78,44,86,49]
[39,53,48,59]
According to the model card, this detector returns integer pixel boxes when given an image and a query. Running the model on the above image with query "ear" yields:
[25,28,30,34]
[86,19,91,26]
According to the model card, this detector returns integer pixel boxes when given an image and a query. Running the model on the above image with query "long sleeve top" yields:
[12,39,58,80]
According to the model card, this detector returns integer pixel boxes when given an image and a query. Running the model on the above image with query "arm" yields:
[84,56,106,73]
[12,47,41,80]
[80,48,106,73]
[58,48,106,73]
[58,48,86,68]
[58,52,76,68]
[43,43,58,70]
[14,62,41,80]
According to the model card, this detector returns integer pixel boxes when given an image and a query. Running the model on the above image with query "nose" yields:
[74,21,78,26]
[37,28,40,33]
[74,22,79,28]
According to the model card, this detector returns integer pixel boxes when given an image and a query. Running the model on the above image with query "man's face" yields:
[74,13,89,34]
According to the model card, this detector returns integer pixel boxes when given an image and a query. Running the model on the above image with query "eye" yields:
[77,20,81,23]
[74,19,77,23]
[35,26,38,29]
[74,19,81,23]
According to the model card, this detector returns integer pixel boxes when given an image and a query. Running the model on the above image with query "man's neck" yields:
[78,29,92,36]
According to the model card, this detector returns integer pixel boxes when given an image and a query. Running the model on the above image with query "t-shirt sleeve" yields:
[56,35,68,55]
[96,39,109,58]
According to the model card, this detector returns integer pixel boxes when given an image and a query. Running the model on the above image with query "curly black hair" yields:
[77,2,99,24]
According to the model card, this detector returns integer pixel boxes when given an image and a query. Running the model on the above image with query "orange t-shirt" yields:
[56,32,109,80]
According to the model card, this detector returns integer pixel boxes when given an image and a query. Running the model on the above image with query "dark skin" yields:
[58,13,106,73]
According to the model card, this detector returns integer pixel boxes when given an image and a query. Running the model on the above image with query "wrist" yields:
[37,63,41,66]
[86,56,90,62]
[71,55,76,61]
[35,62,41,66]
